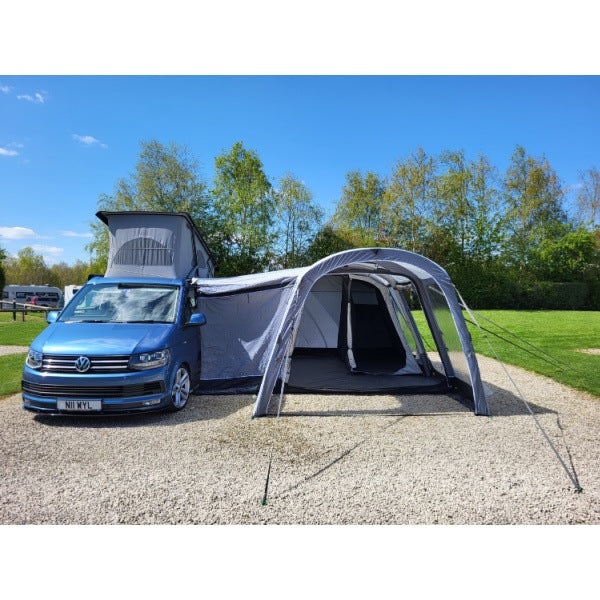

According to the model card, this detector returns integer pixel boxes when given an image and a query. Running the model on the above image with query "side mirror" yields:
[187,312,207,327]
[46,311,60,324]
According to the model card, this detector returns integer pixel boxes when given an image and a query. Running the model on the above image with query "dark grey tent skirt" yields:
[287,352,447,394]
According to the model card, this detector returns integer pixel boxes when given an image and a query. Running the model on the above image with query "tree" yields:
[3,247,59,286]
[576,167,600,230]
[381,147,437,254]
[212,141,275,275]
[274,173,323,268]
[304,224,356,264]
[436,150,472,258]
[49,260,93,288]
[436,152,504,265]
[532,229,599,282]
[467,154,505,263]
[332,170,386,246]
[503,145,567,270]
[87,140,211,273]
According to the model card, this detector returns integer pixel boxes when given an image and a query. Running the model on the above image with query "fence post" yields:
[12,301,16,322]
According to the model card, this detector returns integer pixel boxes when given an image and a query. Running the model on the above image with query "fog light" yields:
[142,399,161,406]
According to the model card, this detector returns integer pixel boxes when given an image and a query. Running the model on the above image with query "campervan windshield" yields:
[58,283,180,324]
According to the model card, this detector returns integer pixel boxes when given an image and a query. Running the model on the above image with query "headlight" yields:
[26,349,43,370]
[129,349,170,370]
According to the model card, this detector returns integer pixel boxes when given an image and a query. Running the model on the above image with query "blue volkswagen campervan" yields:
[22,277,206,414]
[22,211,215,415]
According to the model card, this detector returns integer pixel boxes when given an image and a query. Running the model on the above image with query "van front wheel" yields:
[169,365,191,411]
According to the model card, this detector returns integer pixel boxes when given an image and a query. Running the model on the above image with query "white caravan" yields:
[2,285,64,308]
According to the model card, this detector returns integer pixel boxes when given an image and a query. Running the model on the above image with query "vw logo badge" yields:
[75,356,91,373]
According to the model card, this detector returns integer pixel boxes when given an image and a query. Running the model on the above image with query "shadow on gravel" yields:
[482,379,555,417]
[33,393,255,429]
[271,380,552,419]
[32,376,552,429]
[267,385,560,501]
[273,416,406,500]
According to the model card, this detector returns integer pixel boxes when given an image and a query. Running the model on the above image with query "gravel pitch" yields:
[1,355,599,524]
[0,345,29,356]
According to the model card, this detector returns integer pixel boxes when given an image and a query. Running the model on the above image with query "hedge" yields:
[455,274,600,310]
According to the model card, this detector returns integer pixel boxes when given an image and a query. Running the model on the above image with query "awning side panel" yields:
[295,275,343,349]
[423,283,488,415]
[198,285,294,381]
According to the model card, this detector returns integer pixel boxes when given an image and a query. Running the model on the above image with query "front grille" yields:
[22,380,165,399]
[42,355,131,373]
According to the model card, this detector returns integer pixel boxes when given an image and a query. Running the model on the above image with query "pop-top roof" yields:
[97,211,216,279]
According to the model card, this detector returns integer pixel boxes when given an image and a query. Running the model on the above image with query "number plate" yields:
[57,399,102,411]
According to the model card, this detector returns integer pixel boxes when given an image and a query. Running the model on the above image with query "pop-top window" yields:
[113,237,174,266]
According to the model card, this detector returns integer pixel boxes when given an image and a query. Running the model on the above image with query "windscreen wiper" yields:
[121,320,169,324]
[68,319,110,323]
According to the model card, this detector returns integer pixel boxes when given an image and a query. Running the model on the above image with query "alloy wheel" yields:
[171,366,190,410]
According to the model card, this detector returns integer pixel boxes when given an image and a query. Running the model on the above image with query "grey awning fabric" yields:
[193,268,305,296]
[197,283,296,381]
[188,246,487,417]
[252,248,487,417]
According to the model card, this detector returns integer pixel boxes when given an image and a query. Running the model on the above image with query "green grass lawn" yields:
[0,353,28,396]
[413,310,600,398]
[0,311,48,345]
[0,312,49,398]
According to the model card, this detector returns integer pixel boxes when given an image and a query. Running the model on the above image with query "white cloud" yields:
[30,244,64,256]
[62,230,93,238]
[0,147,19,157]
[0,84,11,94]
[72,134,98,145]
[28,244,64,266]
[72,133,108,149]
[17,91,47,104]
[0,226,39,239]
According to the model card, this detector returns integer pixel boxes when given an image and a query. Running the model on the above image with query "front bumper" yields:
[22,365,172,415]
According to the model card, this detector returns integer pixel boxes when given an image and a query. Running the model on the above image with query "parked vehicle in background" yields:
[2,285,64,309]
[63,284,82,307]
[22,277,207,414]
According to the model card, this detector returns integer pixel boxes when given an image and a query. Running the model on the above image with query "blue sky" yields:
[1,75,599,265]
